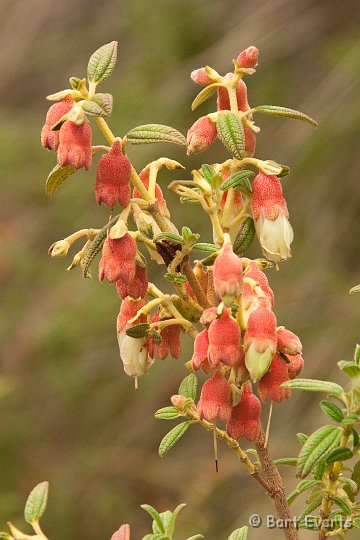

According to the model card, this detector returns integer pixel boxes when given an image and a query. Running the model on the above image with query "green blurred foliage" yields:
[1,0,360,538]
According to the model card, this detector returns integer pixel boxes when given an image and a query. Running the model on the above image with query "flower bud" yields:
[95,141,132,208]
[57,121,92,170]
[116,265,148,300]
[48,239,71,258]
[258,354,291,403]
[111,524,131,540]
[227,382,261,441]
[251,172,293,262]
[191,329,209,371]
[171,394,188,410]
[191,67,213,86]
[245,261,274,307]
[187,116,217,155]
[213,243,243,303]
[217,79,250,112]
[236,46,259,68]
[286,353,304,380]
[99,235,137,284]
[117,332,151,377]
[208,309,242,368]
[41,100,74,151]
[277,327,302,356]
[197,372,232,423]
[200,307,218,327]
[244,305,277,381]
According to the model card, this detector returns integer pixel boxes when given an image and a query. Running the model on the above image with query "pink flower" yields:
[217,79,250,112]
[208,309,242,367]
[187,116,217,155]
[227,382,261,441]
[286,353,304,380]
[213,243,243,303]
[191,329,209,371]
[99,235,137,284]
[95,141,132,208]
[116,265,148,300]
[57,121,92,170]
[191,67,213,86]
[244,305,277,381]
[244,126,256,157]
[276,327,302,356]
[133,167,169,218]
[111,524,130,540]
[236,46,259,68]
[41,100,73,151]
[251,172,293,262]
[148,312,181,360]
[258,354,291,403]
[197,372,232,423]
[245,261,274,307]
[200,307,218,327]
[116,298,147,333]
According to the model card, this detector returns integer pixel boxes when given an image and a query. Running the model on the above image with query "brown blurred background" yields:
[1,0,360,538]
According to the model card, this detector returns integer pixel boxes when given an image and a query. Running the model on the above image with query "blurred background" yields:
[1,0,360,538]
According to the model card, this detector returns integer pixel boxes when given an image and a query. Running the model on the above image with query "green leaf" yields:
[352,458,360,491]
[165,503,186,537]
[354,344,360,365]
[81,215,119,278]
[326,447,353,464]
[280,378,344,396]
[320,401,344,423]
[233,218,255,255]
[0,533,11,540]
[216,112,245,160]
[278,165,290,177]
[191,83,222,111]
[297,433,308,446]
[339,476,358,494]
[159,422,190,458]
[287,479,320,505]
[126,124,187,147]
[298,495,322,521]
[273,457,298,467]
[178,374,197,399]
[24,481,49,524]
[297,425,342,478]
[342,413,360,425]
[154,232,185,245]
[352,428,360,448]
[332,496,352,515]
[155,407,182,420]
[156,511,172,534]
[45,164,76,198]
[192,243,218,253]
[201,164,217,183]
[337,360,360,379]
[228,526,248,540]
[82,93,113,117]
[253,105,318,127]
[314,461,327,480]
[87,41,118,84]
[220,170,253,192]
[141,505,165,534]
[69,77,81,90]
[126,323,150,338]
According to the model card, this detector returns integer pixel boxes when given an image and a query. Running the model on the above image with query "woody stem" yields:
[179,259,210,309]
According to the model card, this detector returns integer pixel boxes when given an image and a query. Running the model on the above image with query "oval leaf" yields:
[45,164,76,198]
[178,374,197,399]
[253,105,318,127]
[126,124,186,147]
[220,170,253,192]
[280,379,344,396]
[228,527,248,540]
[326,447,353,464]
[155,407,182,420]
[273,457,298,467]
[141,505,165,534]
[233,217,255,255]
[82,93,113,117]
[81,215,119,278]
[297,425,342,478]
[159,422,190,458]
[126,323,150,338]
[191,83,222,111]
[192,243,218,254]
[87,41,118,84]
[24,481,49,524]
[216,112,245,160]
[320,401,344,423]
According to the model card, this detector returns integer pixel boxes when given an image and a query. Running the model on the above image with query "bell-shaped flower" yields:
[95,141,132,208]
[258,354,291,403]
[276,326,302,356]
[197,372,232,423]
[251,172,293,262]
[148,312,181,360]
[213,242,243,304]
[57,120,92,170]
[187,116,217,155]
[116,265,148,300]
[245,261,274,307]
[191,329,210,372]
[226,382,261,441]
[41,99,73,151]
[286,353,304,380]
[208,309,242,368]
[244,305,277,381]
[99,234,137,284]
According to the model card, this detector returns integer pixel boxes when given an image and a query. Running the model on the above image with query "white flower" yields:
[117,329,153,377]
[255,210,294,262]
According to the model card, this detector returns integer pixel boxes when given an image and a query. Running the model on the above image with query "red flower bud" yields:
[236,46,259,68]
[217,79,250,112]
[227,382,261,441]
[244,305,277,381]
[213,243,243,302]
[258,354,291,403]
[57,121,92,170]
[187,116,217,155]
[111,524,130,540]
[208,309,242,367]
[191,329,209,371]
[197,372,232,423]
[286,353,304,380]
[277,327,302,356]
[116,265,148,300]
[99,235,137,284]
[171,394,188,410]
[95,141,131,208]
[41,100,73,151]
[191,67,213,86]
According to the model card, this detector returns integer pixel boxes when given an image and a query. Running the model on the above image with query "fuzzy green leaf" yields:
[87,41,118,84]
[191,83,222,111]
[273,458,298,467]
[320,401,344,423]
[216,112,245,159]
[141,505,165,534]
[287,479,320,505]
[192,243,218,253]
[165,503,186,537]
[253,105,318,127]
[326,447,353,464]
[342,413,360,425]
[338,360,360,379]
[81,215,119,278]
[154,232,185,245]
[159,422,190,458]
[332,496,352,515]
[354,344,360,364]
[220,170,253,192]
[178,374,197,399]
[297,426,342,478]
[126,124,187,147]
[228,527,248,540]
[126,323,150,339]
[297,433,308,446]
[280,378,344,396]
[24,482,49,524]
[339,477,358,494]
[233,218,255,255]
[82,93,113,117]
[45,164,76,198]
[155,407,182,420]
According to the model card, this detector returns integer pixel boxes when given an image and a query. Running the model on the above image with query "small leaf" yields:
[220,170,253,192]
[233,218,255,255]
[320,401,344,423]
[297,425,342,478]
[159,422,190,457]
[165,503,186,537]
[45,164,76,198]
[192,243,218,253]
[46,89,76,101]
[326,447,353,464]
[191,83,222,111]
[342,413,360,425]
[155,511,172,534]
[126,124,187,147]
[287,479,320,505]
[141,505,165,534]
[201,164,217,183]
[253,105,318,127]
[339,477,358,494]
[82,93,113,117]
[24,481,49,524]
[314,461,326,480]
[352,428,360,448]
[297,433,308,446]
[69,77,81,90]
[228,526,248,540]
[87,41,118,84]
[298,495,322,520]
[332,496,352,515]
[216,112,245,160]
[126,323,150,338]
[354,344,360,364]
[338,360,360,378]
[278,165,290,177]
[178,374,197,399]
[155,407,182,420]
[81,215,119,278]
[273,457,298,467]
[280,378,344,396]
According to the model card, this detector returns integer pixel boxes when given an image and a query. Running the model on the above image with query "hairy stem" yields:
[180,259,211,309]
